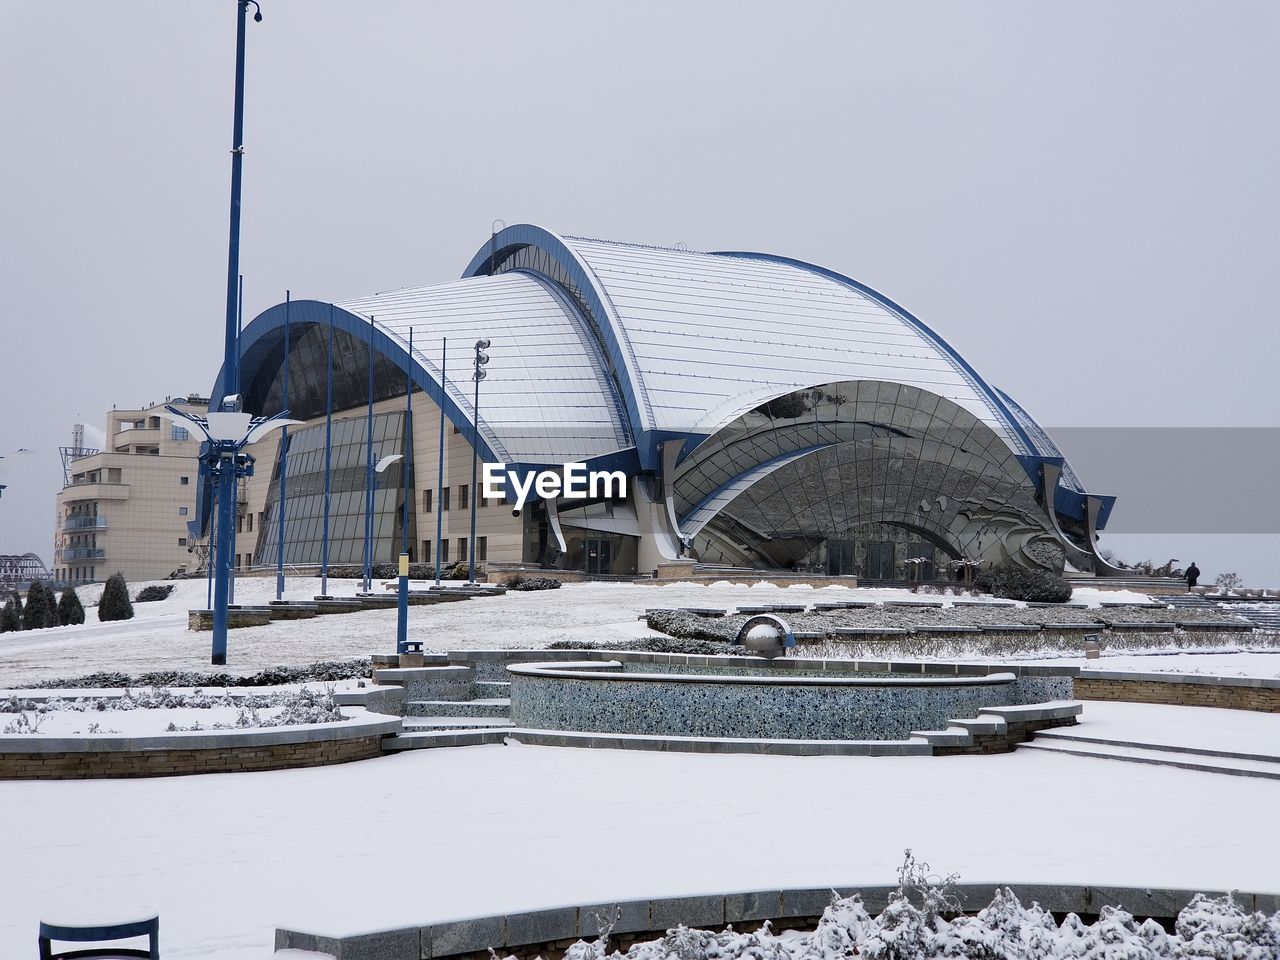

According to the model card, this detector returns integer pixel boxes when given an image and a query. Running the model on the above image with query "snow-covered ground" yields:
[1,578,1272,686]
[1,736,1278,960]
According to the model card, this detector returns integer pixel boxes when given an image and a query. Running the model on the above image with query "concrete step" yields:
[1019,738,1280,780]
[402,698,511,718]
[474,680,512,698]
[401,716,515,732]
[383,729,508,751]
[1033,728,1280,765]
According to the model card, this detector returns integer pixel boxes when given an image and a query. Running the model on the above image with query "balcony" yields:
[62,481,130,501]
[64,547,106,562]
[64,516,108,531]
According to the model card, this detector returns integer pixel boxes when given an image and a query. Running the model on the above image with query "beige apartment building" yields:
[53,397,206,584]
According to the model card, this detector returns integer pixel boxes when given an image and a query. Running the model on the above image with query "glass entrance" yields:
[827,539,856,576]
[585,538,612,575]
[865,541,895,579]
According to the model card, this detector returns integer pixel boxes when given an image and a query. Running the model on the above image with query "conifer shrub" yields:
[57,588,86,626]
[98,573,135,622]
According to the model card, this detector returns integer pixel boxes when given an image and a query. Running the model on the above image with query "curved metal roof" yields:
[225,272,632,469]
[338,272,632,465]
[464,227,1034,463]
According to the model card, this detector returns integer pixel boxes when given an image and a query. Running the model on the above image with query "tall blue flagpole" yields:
[363,314,375,593]
[396,328,413,650]
[434,337,446,587]
[275,290,291,601]
[320,303,334,598]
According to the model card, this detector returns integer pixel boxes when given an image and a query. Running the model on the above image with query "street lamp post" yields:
[468,339,490,585]
[165,408,296,664]
[207,0,263,665]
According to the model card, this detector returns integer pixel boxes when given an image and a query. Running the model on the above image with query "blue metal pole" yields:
[228,273,244,607]
[320,304,333,597]
[468,364,480,584]
[275,290,290,601]
[206,506,215,610]
[434,337,446,587]
[212,457,235,664]
[396,329,412,650]
[210,0,260,665]
[363,314,375,593]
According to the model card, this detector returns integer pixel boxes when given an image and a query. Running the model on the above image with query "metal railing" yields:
[63,547,106,561]
[64,516,108,531]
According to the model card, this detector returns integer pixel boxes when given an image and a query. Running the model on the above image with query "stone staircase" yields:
[1019,728,1280,780]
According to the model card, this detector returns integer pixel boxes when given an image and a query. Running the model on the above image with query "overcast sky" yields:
[1,1,1276,582]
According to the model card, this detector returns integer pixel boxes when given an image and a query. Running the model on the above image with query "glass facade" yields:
[254,411,412,567]
[675,380,1064,578]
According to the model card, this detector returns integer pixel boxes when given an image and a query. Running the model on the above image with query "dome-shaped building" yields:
[214,225,1120,580]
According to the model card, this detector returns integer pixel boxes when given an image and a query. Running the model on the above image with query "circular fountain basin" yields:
[507,660,1018,740]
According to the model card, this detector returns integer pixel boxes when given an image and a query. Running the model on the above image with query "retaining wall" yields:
[1073,672,1280,713]
[0,711,400,780]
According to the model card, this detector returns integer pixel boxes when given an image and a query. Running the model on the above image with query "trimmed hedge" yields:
[977,563,1073,603]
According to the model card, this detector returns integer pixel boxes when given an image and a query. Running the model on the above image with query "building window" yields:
[421,489,432,513]
[439,539,449,563]
[246,513,253,533]
[478,536,488,561]
[180,476,190,486]
[441,488,450,511]
[457,538,468,561]
[171,425,189,442]
[179,506,189,516]
[178,537,188,546]
[421,540,431,563]
[452,425,461,435]
[458,485,468,510]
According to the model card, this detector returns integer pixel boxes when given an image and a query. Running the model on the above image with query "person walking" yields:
[1186,561,1201,590]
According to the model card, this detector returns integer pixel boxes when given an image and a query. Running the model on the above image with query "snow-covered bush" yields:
[1213,573,1242,595]
[2,711,45,734]
[507,575,563,591]
[134,584,175,603]
[977,563,1073,603]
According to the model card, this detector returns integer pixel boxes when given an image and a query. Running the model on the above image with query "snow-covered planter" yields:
[559,852,1280,960]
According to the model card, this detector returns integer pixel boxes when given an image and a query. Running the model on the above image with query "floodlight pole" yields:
[468,339,490,585]
[434,338,446,587]
[362,315,375,594]
[320,304,334,597]
[396,329,413,651]
[275,290,291,601]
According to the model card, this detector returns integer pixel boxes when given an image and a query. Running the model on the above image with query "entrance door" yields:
[827,539,856,576]
[585,538,612,575]
[865,541,895,580]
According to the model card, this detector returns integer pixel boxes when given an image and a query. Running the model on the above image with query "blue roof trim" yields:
[462,224,661,467]
[211,299,506,465]
[712,251,1040,465]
